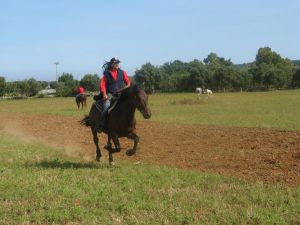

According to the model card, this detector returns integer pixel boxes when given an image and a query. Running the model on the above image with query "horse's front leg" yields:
[91,127,102,161]
[106,134,121,165]
[111,134,121,153]
[126,133,139,156]
[104,135,114,165]
[104,135,113,151]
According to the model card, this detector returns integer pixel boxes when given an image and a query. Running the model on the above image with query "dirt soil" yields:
[0,112,299,186]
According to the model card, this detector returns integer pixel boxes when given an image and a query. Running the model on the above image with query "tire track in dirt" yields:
[0,112,299,186]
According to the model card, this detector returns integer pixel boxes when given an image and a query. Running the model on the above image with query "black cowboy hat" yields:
[109,57,120,64]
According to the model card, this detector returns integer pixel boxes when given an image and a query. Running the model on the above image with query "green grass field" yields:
[0,133,299,224]
[1,89,300,130]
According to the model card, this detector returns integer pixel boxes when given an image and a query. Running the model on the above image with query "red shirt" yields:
[79,86,84,94]
[100,69,130,94]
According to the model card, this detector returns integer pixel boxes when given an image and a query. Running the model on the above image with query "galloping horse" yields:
[81,85,151,164]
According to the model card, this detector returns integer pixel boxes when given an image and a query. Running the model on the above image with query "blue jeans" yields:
[103,93,112,113]
[100,93,112,127]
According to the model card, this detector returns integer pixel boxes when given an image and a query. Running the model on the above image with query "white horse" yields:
[195,87,202,96]
[205,89,213,96]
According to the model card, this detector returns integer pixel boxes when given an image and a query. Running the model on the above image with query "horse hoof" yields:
[96,156,101,162]
[113,148,121,153]
[104,145,111,151]
[126,149,135,156]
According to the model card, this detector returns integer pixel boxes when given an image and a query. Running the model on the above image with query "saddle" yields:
[76,93,84,101]
[93,92,121,114]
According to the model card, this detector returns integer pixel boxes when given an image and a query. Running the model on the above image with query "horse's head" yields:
[132,85,151,119]
[72,87,80,95]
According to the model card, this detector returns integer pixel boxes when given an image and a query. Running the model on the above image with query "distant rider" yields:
[76,86,85,99]
[79,86,84,94]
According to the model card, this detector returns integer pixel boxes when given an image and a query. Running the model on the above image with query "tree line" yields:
[1,47,300,97]
[134,47,300,92]
[0,74,100,97]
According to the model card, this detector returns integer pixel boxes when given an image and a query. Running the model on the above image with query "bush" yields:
[56,82,73,97]
[36,93,45,98]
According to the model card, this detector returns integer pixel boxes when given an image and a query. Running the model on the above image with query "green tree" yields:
[255,47,281,65]
[38,81,49,89]
[134,63,161,92]
[232,69,253,91]
[292,67,300,87]
[251,47,294,89]
[203,53,235,91]
[27,78,43,96]
[57,73,79,96]
[58,73,74,85]
[13,78,43,97]
[161,60,187,74]
[204,53,233,66]
[4,82,19,96]
[212,67,235,91]
[187,60,208,91]
[49,81,58,89]
[160,75,179,92]
[80,74,100,91]
[17,81,29,96]
[56,82,73,97]
[0,76,5,96]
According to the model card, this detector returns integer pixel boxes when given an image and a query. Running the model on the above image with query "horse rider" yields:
[95,57,131,133]
[76,85,85,99]
[79,86,84,94]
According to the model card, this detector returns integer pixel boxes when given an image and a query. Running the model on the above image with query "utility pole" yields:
[54,62,59,82]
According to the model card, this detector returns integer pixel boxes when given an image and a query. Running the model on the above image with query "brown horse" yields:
[75,94,87,110]
[81,85,151,164]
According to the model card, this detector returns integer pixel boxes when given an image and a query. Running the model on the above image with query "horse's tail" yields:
[80,115,91,127]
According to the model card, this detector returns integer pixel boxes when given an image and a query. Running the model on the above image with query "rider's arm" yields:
[123,70,131,88]
[100,76,108,99]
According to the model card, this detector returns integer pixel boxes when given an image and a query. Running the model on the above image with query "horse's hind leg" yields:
[91,127,102,161]
[126,133,139,156]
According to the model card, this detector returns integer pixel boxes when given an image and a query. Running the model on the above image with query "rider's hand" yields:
[103,94,108,100]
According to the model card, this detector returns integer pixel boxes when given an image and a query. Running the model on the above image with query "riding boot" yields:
[94,94,111,133]
[94,110,108,133]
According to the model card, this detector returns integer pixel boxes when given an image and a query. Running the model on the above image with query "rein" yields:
[94,101,103,112]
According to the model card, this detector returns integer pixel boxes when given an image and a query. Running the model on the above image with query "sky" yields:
[0,0,299,81]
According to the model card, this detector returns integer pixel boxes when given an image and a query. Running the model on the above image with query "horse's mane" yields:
[118,85,138,102]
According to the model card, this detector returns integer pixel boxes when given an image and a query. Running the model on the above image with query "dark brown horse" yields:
[81,85,151,164]
[75,94,87,110]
